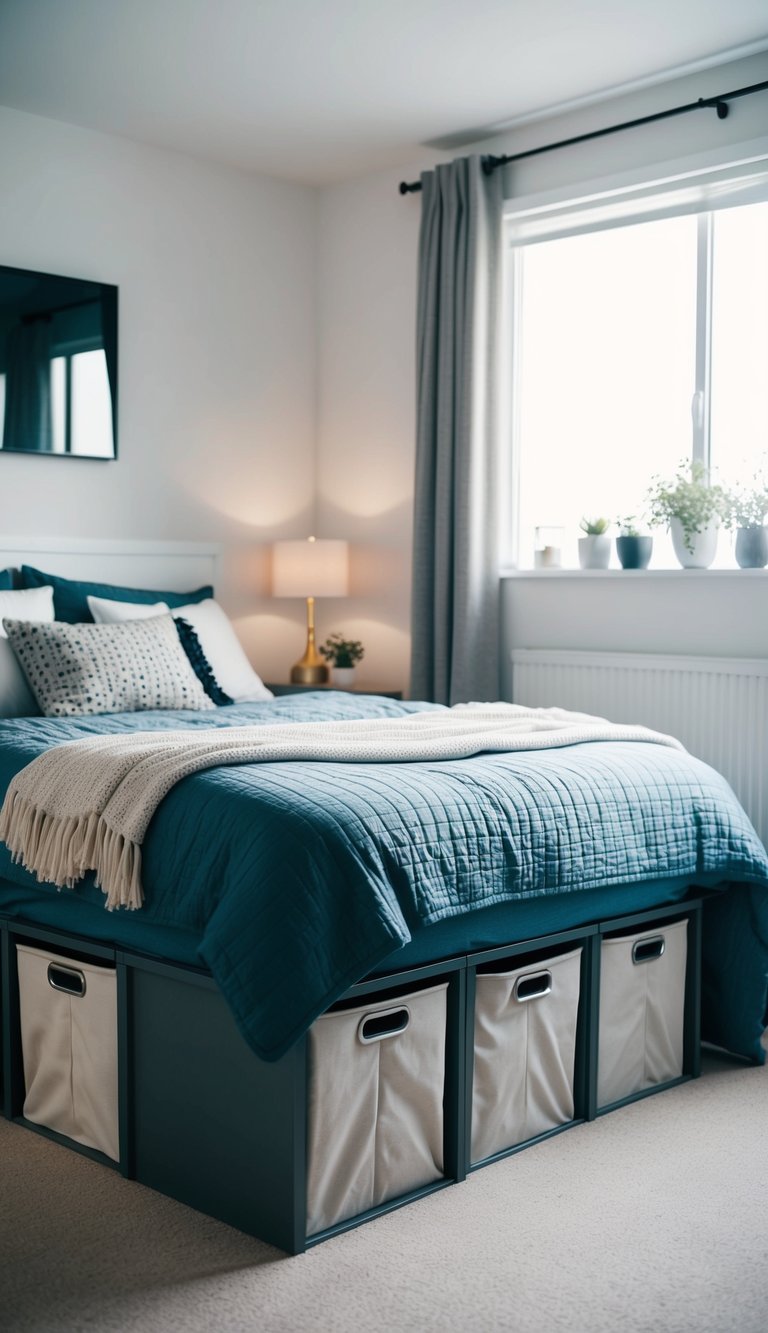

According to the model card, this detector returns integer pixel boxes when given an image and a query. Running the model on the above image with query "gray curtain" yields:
[410,155,504,705]
[2,318,53,452]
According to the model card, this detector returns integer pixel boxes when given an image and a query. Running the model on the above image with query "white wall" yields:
[0,106,318,683]
[317,51,768,694]
[316,170,422,690]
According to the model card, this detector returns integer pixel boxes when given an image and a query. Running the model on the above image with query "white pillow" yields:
[87,594,171,623]
[0,586,55,717]
[172,599,273,703]
[85,593,273,704]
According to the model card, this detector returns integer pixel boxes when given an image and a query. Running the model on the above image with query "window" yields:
[507,173,768,569]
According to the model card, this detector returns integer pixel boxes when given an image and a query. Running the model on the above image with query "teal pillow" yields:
[20,565,213,624]
[0,569,13,591]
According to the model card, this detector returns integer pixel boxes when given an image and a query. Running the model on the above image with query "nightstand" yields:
[266,683,403,700]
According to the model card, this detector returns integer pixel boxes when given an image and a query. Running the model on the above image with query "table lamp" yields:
[272,537,349,684]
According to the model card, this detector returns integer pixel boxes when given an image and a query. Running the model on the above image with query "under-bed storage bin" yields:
[16,944,119,1162]
[471,947,582,1164]
[306,981,448,1236]
[597,918,687,1109]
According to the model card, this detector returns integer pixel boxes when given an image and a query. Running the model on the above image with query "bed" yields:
[1,691,767,1062]
[0,539,767,1252]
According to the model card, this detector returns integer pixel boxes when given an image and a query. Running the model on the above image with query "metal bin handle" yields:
[514,970,552,1002]
[47,962,87,997]
[358,1006,411,1043]
[632,936,665,965]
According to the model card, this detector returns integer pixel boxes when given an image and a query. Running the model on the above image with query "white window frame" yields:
[502,136,768,568]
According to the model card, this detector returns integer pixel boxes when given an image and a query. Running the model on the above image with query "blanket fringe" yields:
[94,822,143,911]
[0,790,143,911]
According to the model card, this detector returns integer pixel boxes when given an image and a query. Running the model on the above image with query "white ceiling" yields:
[0,0,767,185]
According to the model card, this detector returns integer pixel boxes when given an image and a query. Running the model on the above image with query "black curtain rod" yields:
[398,78,768,195]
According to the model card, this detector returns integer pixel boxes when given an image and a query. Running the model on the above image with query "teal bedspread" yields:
[0,694,766,1062]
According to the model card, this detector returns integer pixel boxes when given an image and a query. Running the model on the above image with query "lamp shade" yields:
[272,537,349,598]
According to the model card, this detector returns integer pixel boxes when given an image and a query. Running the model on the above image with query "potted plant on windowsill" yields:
[615,517,653,570]
[722,475,768,569]
[578,517,612,569]
[646,461,725,569]
[319,632,365,688]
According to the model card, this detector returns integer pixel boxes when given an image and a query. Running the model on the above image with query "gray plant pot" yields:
[616,535,653,570]
[735,526,768,569]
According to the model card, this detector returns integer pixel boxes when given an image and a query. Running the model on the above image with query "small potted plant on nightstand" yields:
[722,473,768,568]
[646,461,725,569]
[616,516,653,570]
[578,517,612,569]
[319,632,365,688]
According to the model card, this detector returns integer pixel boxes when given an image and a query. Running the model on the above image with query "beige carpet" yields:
[2,1052,768,1333]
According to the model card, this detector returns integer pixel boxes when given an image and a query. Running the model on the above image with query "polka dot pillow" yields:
[2,615,214,717]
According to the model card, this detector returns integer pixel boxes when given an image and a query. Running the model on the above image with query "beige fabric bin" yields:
[597,918,688,1109]
[306,981,447,1235]
[471,947,582,1164]
[17,944,119,1162]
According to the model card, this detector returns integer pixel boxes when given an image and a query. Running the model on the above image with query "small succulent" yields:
[580,517,611,536]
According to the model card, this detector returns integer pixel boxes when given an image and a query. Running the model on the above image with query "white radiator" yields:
[511,649,768,848]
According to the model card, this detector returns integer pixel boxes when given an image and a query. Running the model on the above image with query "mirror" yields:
[0,264,117,460]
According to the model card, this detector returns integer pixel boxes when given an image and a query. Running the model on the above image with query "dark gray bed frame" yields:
[0,897,703,1255]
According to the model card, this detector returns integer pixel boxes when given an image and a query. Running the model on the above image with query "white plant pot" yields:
[330,667,356,689]
[578,535,611,570]
[670,517,719,569]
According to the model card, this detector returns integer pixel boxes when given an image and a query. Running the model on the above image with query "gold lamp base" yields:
[290,663,329,685]
[290,596,329,685]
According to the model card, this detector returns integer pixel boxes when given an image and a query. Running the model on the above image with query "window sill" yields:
[500,567,768,578]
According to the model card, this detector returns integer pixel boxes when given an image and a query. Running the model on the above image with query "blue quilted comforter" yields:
[0,694,766,1061]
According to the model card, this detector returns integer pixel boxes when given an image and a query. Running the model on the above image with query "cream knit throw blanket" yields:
[0,704,681,912]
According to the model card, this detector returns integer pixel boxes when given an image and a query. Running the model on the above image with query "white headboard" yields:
[0,537,221,594]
